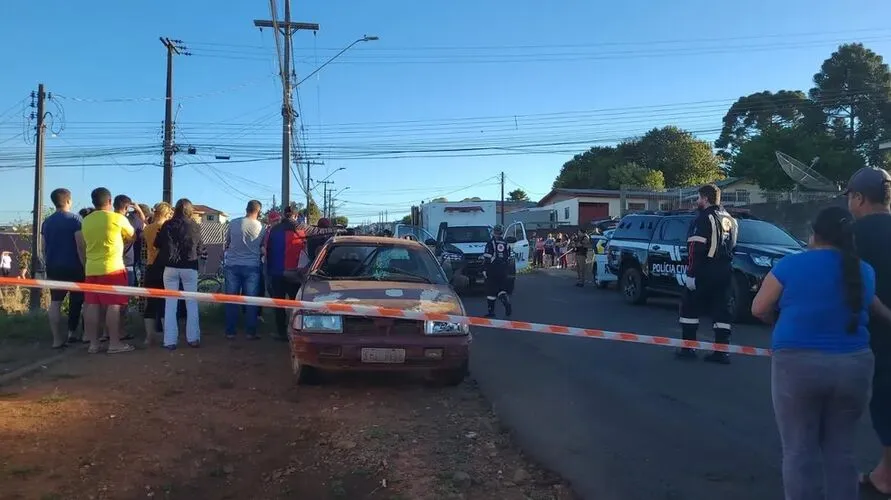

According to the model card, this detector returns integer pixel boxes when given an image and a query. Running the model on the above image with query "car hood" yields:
[735,242,804,257]
[300,279,464,315]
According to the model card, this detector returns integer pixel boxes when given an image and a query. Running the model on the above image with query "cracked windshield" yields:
[2,1,891,499]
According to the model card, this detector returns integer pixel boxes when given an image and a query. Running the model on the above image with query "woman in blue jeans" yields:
[752,206,891,499]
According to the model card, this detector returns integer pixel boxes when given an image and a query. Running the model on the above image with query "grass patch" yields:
[0,309,48,343]
[4,464,44,479]
[37,389,68,405]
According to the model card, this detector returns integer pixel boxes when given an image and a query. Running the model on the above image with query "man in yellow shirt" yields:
[75,187,136,354]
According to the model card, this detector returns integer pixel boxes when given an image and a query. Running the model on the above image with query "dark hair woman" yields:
[154,198,205,349]
[752,206,891,499]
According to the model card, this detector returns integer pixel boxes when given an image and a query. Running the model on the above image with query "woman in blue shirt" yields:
[752,206,891,500]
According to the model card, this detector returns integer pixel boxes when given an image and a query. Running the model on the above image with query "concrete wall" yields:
[743,196,847,240]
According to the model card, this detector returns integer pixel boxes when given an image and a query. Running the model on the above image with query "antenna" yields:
[775,151,839,192]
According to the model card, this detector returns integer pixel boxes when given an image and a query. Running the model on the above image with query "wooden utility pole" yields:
[499,171,505,226]
[28,84,47,310]
[317,180,334,217]
[160,37,189,203]
[254,4,319,211]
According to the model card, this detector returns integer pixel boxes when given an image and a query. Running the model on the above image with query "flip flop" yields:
[860,473,891,496]
[107,344,135,354]
[88,345,103,354]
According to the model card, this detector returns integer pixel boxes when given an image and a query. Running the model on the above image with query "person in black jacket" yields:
[155,198,206,349]
[677,184,738,364]
[483,225,513,318]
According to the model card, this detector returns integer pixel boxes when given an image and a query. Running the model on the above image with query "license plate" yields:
[361,348,406,364]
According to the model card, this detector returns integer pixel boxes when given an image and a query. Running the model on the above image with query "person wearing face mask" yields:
[676,184,738,364]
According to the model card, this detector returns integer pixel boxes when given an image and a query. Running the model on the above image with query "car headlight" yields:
[424,320,469,336]
[750,255,775,267]
[293,314,343,333]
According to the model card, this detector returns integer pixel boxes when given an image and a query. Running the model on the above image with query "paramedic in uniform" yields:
[677,184,738,364]
[483,225,513,318]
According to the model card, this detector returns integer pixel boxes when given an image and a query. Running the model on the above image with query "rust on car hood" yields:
[301,279,463,315]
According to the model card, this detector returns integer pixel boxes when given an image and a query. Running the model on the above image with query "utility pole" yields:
[160,37,189,204]
[28,84,46,311]
[317,180,334,217]
[499,171,505,226]
[254,5,319,211]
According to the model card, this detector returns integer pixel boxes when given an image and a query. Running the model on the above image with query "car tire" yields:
[621,267,647,305]
[728,273,752,323]
[434,360,469,386]
[292,353,321,385]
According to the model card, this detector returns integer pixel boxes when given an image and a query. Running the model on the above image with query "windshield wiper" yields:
[377,267,432,283]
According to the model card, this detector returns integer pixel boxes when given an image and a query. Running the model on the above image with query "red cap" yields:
[267,210,282,224]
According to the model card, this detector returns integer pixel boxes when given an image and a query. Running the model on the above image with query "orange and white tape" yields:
[0,277,772,357]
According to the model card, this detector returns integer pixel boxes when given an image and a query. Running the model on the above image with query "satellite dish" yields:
[775,151,839,192]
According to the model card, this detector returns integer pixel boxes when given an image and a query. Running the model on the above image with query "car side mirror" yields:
[505,236,518,244]
[424,238,437,246]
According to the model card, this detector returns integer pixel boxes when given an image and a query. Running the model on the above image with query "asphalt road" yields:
[463,269,883,500]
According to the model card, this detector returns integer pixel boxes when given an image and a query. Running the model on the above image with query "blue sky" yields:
[1,0,890,225]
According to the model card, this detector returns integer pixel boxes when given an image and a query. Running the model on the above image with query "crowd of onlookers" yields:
[31,186,342,354]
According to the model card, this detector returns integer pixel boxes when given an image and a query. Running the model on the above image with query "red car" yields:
[289,236,471,385]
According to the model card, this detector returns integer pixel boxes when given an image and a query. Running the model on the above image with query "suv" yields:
[605,210,804,321]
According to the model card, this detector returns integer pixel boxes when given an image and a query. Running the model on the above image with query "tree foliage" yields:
[608,162,665,190]
[461,197,482,202]
[729,126,865,191]
[333,215,349,227]
[507,189,529,201]
[718,43,891,189]
[715,90,822,157]
[431,197,448,202]
[400,214,413,224]
[810,43,891,166]
[552,127,722,190]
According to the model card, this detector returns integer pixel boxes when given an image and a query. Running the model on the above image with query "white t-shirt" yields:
[0,254,11,269]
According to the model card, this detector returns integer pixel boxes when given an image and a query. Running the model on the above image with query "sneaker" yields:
[674,348,697,360]
[704,352,731,365]
[246,333,261,341]
[188,341,200,348]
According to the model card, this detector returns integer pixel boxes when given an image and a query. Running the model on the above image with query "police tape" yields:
[0,277,772,357]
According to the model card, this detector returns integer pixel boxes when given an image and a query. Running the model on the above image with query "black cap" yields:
[843,167,891,203]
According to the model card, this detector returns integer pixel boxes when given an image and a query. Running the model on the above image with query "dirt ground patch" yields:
[0,334,576,500]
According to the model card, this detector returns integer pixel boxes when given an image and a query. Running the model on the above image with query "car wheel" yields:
[621,267,647,305]
[292,352,320,385]
[433,360,469,386]
[727,273,752,323]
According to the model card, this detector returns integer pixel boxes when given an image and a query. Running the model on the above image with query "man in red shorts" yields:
[75,187,136,354]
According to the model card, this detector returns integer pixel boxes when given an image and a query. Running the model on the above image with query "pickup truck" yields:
[605,210,805,321]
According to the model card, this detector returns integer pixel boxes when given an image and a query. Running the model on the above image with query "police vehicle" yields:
[605,210,805,321]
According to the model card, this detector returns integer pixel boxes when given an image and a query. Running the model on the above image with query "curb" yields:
[0,347,78,387]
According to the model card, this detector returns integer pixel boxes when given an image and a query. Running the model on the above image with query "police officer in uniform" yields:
[483,225,513,318]
[677,184,738,364]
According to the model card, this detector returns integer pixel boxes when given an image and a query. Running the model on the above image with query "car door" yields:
[647,218,689,291]
[505,222,530,272]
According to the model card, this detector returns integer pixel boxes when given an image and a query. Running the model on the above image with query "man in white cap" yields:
[845,166,891,495]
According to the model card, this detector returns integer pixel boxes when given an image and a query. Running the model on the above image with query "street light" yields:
[295,35,379,87]
[315,167,345,186]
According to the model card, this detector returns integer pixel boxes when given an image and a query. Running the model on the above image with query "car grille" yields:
[344,317,424,336]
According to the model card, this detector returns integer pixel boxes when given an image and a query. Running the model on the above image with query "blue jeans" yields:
[224,265,262,335]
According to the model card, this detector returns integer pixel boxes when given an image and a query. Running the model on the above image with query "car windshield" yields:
[315,244,447,284]
[444,226,490,244]
[738,220,801,246]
